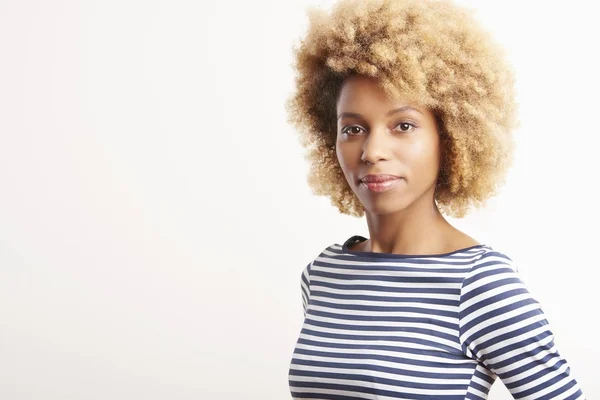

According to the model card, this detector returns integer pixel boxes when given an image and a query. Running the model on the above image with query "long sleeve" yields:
[300,261,312,318]
[459,252,585,399]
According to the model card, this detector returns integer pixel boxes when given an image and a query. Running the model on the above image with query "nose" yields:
[360,125,390,164]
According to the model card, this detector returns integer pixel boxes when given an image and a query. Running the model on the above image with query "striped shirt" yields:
[288,235,585,399]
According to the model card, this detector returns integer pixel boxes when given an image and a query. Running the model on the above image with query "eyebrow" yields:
[337,106,424,121]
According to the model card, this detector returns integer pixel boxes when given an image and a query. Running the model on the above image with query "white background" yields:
[0,0,597,398]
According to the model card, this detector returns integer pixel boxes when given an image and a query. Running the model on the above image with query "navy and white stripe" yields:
[288,235,584,399]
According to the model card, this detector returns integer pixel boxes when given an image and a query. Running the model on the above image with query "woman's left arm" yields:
[459,253,585,399]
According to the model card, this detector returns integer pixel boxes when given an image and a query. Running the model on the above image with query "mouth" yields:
[359,177,403,193]
[359,173,402,183]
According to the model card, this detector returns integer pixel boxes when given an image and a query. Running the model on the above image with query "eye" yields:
[341,125,365,136]
[395,121,416,132]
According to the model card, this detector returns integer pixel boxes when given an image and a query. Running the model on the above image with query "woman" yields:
[286,0,586,399]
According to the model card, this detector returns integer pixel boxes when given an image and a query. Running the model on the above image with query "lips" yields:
[359,174,401,183]
[360,178,402,193]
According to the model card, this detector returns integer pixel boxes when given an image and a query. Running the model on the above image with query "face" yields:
[335,74,442,215]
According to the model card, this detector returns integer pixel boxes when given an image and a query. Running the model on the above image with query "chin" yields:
[360,198,413,216]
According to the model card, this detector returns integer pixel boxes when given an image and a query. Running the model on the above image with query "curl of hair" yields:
[286,0,519,218]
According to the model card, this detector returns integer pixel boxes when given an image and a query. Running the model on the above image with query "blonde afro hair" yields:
[286,0,519,218]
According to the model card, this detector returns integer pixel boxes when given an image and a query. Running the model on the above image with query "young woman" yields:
[286,0,586,398]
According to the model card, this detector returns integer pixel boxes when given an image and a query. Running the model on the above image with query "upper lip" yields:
[359,174,402,183]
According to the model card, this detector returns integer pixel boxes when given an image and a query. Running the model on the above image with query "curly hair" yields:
[286,0,519,218]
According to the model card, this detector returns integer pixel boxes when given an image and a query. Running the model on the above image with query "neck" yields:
[362,189,453,255]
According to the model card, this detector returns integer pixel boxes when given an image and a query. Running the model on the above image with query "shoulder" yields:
[467,245,516,272]
[459,247,532,311]
[302,244,336,273]
[459,246,523,293]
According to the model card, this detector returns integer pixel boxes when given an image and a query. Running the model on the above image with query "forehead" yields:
[336,75,425,114]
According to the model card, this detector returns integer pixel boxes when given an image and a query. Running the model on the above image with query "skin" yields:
[335,74,479,255]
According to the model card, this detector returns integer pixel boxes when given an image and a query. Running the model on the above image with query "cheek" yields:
[419,145,441,177]
[335,146,343,168]
[336,147,357,177]
[399,142,440,176]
